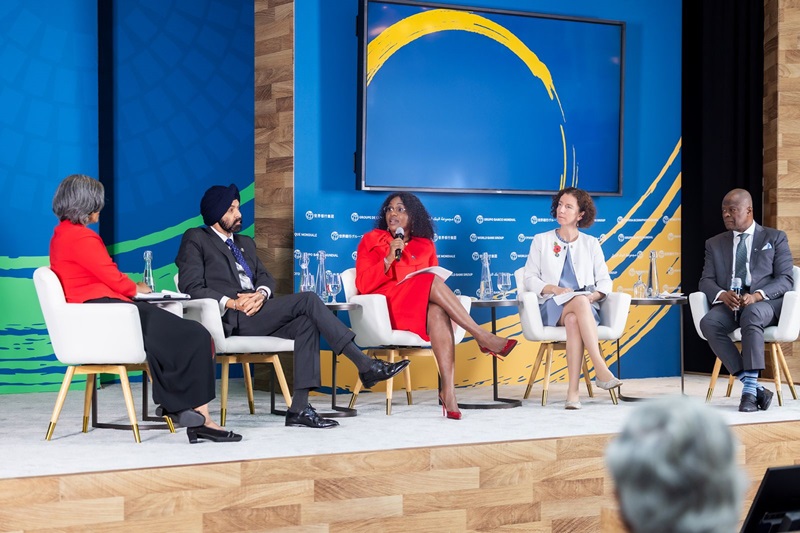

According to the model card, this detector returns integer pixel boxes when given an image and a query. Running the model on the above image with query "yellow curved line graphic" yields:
[367,8,568,184]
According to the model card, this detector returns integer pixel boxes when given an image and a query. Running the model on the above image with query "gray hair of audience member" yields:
[606,396,745,533]
[52,174,105,225]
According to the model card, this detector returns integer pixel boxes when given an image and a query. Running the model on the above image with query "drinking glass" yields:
[326,272,342,303]
[300,273,315,293]
[633,274,646,299]
[496,272,511,299]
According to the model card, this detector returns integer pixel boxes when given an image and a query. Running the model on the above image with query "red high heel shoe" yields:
[479,338,518,361]
[439,394,462,420]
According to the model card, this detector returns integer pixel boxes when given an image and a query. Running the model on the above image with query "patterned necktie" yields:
[225,238,254,283]
[734,233,748,285]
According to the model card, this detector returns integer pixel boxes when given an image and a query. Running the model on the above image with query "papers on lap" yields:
[400,266,452,283]
[553,291,591,306]
[133,290,191,300]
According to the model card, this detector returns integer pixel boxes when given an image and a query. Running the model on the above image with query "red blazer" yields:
[356,229,438,295]
[49,220,137,303]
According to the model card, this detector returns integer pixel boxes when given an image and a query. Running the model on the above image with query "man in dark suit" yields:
[176,184,409,428]
[699,189,794,412]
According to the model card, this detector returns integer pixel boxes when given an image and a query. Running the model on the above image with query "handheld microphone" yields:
[394,227,405,261]
[731,277,742,321]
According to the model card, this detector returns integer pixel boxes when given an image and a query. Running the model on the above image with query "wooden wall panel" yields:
[1,421,799,531]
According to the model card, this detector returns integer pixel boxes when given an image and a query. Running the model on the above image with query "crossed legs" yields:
[559,296,615,403]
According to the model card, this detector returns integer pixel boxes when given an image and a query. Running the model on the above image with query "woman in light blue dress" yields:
[523,187,622,409]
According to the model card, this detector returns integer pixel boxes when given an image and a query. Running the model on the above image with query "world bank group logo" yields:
[454,289,462,296]
[510,251,518,261]
[476,215,484,224]
[433,233,438,242]
[331,232,339,241]
[454,215,462,224]
[351,251,358,261]
[351,212,359,222]
[305,210,314,221]
[293,249,301,260]
[617,216,623,223]
[517,233,526,243]
[617,233,625,242]
[530,216,538,225]
[469,233,478,243]
[472,252,480,261]
[662,216,670,224]
[658,250,665,258]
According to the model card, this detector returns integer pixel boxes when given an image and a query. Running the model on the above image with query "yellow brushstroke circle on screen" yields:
[367,8,568,186]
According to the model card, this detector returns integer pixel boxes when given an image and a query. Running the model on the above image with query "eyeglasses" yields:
[384,206,407,214]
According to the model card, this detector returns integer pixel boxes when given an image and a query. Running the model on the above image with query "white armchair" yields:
[341,268,471,414]
[175,273,293,425]
[33,266,173,443]
[514,267,631,406]
[689,265,800,405]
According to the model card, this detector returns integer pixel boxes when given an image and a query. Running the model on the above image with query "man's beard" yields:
[220,218,242,233]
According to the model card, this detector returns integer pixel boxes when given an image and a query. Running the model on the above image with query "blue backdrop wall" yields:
[293,0,682,384]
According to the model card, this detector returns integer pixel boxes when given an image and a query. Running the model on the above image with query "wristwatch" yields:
[258,288,268,298]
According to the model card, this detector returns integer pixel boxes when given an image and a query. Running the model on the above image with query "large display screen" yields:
[356,0,625,195]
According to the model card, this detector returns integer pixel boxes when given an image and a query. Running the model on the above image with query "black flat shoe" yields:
[359,359,411,389]
[187,426,242,443]
[757,387,774,411]
[285,404,339,428]
[739,393,758,412]
[156,406,205,428]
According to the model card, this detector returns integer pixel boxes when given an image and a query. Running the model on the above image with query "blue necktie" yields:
[225,238,254,283]
[735,233,748,285]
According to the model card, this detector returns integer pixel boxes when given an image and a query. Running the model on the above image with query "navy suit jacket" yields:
[176,227,276,336]
[699,223,793,305]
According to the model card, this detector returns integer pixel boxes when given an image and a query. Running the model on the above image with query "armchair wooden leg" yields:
[526,344,546,399]
[117,367,141,443]
[707,358,722,403]
[402,356,413,405]
[582,355,594,398]
[82,374,95,433]
[220,360,230,427]
[271,356,292,410]
[349,378,363,409]
[242,362,255,414]
[46,366,76,440]
[542,345,554,406]
[385,351,396,415]
[776,343,798,400]
[770,343,784,406]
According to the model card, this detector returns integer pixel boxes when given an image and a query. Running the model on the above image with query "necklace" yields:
[555,228,578,244]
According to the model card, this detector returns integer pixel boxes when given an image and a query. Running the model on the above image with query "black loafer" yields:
[359,359,411,389]
[738,393,758,412]
[285,404,339,429]
[187,426,242,444]
[156,406,205,428]
[757,387,774,411]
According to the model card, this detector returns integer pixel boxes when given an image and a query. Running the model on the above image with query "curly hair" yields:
[374,191,435,240]
[550,187,596,228]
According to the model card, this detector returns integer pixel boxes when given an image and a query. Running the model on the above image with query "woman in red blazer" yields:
[49,174,240,443]
[356,192,517,419]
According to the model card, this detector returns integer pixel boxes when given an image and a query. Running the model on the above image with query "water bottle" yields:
[315,250,329,302]
[143,250,155,292]
[633,274,646,299]
[479,252,493,300]
[646,250,660,298]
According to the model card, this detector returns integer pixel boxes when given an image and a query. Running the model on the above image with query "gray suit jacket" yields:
[176,227,276,336]
[699,223,793,305]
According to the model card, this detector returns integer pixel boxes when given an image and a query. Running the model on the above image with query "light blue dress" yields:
[539,241,601,327]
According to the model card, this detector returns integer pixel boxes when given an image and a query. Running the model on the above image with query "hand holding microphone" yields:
[731,277,742,321]
[393,227,405,261]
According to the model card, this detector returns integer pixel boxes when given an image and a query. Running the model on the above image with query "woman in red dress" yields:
[356,192,517,419]
[49,174,240,443]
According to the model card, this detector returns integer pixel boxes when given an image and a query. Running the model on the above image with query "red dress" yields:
[356,228,438,341]
[49,220,137,302]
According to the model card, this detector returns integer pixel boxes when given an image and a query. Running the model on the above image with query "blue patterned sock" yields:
[737,371,759,397]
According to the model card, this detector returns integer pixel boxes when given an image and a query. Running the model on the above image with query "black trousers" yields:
[226,292,355,390]
[88,298,216,412]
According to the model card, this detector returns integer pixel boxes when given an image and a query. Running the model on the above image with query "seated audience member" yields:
[176,184,409,429]
[523,187,621,409]
[699,188,793,412]
[49,174,240,443]
[606,396,745,533]
[355,191,517,420]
